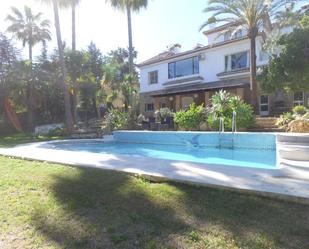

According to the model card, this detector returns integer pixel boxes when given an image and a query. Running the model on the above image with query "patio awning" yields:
[148,78,250,97]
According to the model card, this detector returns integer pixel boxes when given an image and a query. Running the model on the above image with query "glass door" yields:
[260,95,269,116]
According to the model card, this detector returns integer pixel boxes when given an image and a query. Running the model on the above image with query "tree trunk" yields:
[126,5,133,80]
[249,35,258,114]
[92,96,98,118]
[72,4,76,51]
[27,43,34,131]
[52,0,74,133]
[71,4,79,123]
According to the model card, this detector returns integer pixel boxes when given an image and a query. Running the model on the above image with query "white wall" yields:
[140,37,268,93]
[206,29,248,45]
[140,51,204,93]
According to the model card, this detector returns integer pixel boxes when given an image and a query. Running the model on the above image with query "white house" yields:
[137,23,308,116]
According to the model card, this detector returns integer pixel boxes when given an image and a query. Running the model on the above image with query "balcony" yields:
[163,75,204,88]
[217,67,250,79]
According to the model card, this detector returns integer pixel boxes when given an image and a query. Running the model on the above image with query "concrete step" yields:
[249,128,285,132]
[70,133,102,139]
[277,134,309,144]
[255,118,278,125]
[278,145,309,161]
[255,122,278,127]
[254,125,279,129]
[277,134,309,162]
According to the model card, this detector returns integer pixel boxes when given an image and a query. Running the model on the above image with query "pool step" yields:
[218,138,234,149]
[277,134,309,162]
[277,134,309,144]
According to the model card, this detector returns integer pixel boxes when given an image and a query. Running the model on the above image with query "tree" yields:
[57,0,81,122]
[259,16,309,93]
[200,0,299,113]
[38,0,74,132]
[102,48,139,112]
[6,6,51,130]
[86,42,104,117]
[106,0,148,77]
[263,3,303,56]
[57,0,81,51]
[106,47,138,81]
[0,33,19,107]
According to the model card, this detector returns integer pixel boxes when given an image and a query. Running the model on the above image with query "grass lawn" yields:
[0,133,66,148]
[0,136,309,248]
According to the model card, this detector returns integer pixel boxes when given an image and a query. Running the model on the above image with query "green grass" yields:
[0,133,65,148]
[0,156,308,249]
[0,135,309,248]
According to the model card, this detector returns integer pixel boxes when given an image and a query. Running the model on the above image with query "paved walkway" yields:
[1,140,309,202]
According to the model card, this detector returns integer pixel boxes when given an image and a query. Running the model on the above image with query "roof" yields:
[202,22,240,36]
[137,46,206,67]
[146,78,250,97]
[137,36,248,68]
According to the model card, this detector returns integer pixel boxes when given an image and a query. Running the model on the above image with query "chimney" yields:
[194,43,204,49]
[169,43,182,54]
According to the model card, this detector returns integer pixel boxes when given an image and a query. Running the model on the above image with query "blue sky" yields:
[0,0,306,63]
[0,0,209,63]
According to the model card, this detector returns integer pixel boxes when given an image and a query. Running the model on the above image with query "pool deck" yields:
[1,138,309,202]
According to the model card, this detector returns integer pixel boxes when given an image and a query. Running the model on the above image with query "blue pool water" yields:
[46,138,277,169]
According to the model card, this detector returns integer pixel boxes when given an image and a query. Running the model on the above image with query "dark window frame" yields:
[145,103,154,112]
[225,51,249,72]
[168,56,199,79]
[148,70,158,84]
[293,91,304,106]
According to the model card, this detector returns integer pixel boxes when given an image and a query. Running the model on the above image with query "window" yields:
[225,51,249,71]
[233,30,243,39]
[181,96,194,110]
[224,31,231,41]
[160,103,167,108]
[259,50,269,61]
[168,56,199,79]
[145,103,154,112]
[260,95,269,115]
[294,91,304,106]
[224,30,243,41]
[148,70,158,84]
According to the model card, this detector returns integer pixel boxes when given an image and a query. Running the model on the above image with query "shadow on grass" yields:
[0,134,65,148]
[31,167,309,249]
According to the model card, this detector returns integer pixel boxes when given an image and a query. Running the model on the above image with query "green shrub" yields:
[277,112,294,127]
[208,90,255,131]
[154,107,174,122]
[47,127,65,137]
[174,103,208,130]
[104,109,129,132]
[293,105,307,116]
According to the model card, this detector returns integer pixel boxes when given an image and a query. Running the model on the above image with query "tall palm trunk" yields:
[52,0,74,132]
[126,5,133,79]
[71,3,80,122]
[249,33,258,114]
[72,4,76,51]
[27,42,34,131]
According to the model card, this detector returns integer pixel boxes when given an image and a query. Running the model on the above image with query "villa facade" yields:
[138,24,308,117]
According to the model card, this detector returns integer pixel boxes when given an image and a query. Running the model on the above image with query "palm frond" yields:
[106,0,148,12]
[6,5,52,49]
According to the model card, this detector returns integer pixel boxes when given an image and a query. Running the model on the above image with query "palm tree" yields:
[57,0,81,122]
[106,0,148,77]
[200,0,298,113]
[6,6,51,130]
[57,0,81,51]
[38,0,74,132]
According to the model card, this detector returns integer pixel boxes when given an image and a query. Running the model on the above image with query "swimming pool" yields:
[45,131,277,169]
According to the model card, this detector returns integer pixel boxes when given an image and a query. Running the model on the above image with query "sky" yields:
[0,0,306,63]
[0,0,209,63]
